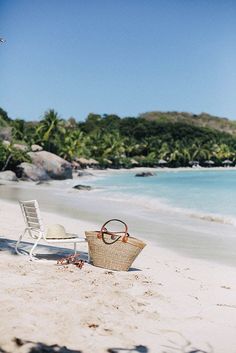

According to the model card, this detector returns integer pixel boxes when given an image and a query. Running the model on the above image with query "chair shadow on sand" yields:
[0,236,88,262]
[107,345,210,353]
[0,340,149,353]
[0,339,212,353]
[0,236,141,271]
[107,345,148,352]
[0,338,83,353]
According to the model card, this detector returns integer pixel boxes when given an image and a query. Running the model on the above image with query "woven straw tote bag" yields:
[85,219,146,271]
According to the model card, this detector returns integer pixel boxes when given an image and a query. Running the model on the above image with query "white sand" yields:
[0,199,236,353]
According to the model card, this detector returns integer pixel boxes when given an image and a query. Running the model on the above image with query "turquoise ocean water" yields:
[89,169,236,227]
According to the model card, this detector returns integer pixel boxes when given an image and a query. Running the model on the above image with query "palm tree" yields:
[37,109,65,152]
[11,119,25,142]
[211,143,233,161]
[60,130,89,161]
[159,142,170,160]
[169,142,191,166]
[88,131,126,166]
[189,142,211,162]
[1,143,30,171]
[102,132,126,160]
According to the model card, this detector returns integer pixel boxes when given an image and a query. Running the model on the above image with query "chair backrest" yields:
[19,200,45,237]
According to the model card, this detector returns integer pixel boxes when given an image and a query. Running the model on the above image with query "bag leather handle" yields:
[97,219,129,245]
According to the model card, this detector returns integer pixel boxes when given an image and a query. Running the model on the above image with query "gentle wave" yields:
[93,190,236,227]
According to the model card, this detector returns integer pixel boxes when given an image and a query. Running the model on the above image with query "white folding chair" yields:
[15,200,86,261]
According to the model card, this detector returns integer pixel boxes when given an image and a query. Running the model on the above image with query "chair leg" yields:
[29,237,41,261]
[15,229,27,255]
[74,242,77,255]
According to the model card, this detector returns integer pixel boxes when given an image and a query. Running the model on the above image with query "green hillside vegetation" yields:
[0,107,236,170]
[140,111,236,135]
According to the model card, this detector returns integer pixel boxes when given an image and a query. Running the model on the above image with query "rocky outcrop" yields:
[77,170,93,177]
[16,162,50,181]
[135,172,155,177]
[28,151,72,180]
[0,170,18,181]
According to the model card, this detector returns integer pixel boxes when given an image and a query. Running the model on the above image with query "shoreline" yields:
[0,198,236,352]
[97,165,236,173]
[1,169,236,268]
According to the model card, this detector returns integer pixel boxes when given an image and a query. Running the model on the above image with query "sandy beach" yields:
[0,196,236,353]
[2,0,236,350]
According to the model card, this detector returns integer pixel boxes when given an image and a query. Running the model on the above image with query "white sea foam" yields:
[93,189,236,227]
[85,169,236,229]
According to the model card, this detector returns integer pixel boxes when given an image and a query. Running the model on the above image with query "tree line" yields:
[1,107,236,171]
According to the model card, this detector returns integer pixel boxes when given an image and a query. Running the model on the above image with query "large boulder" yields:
[28,151,72,180]
[16,162,50,181]
[0,170,18,181]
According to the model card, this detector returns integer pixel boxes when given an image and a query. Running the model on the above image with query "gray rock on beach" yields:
[28,151,72,180]
[0,170,18,182]
[16,162,50,181]
[135,171,155,177]
[77,170,93,177]
[73,184,92,191]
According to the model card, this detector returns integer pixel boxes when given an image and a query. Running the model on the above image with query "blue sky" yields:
[1,0,236,121]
